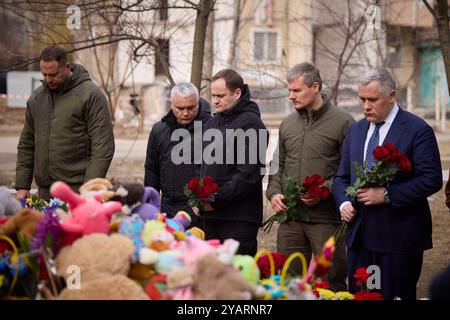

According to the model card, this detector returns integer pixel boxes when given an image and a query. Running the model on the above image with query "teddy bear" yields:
[78,178,116,202]
[0,186,23,217]
[54,233,148,300]
[50,181,123,239]
[192,252,261,300]
[0,208,43,241]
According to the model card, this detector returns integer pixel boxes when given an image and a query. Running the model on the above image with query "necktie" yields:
[366,121,385,169]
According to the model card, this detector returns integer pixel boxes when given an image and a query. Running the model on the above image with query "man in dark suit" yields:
[333,68,442,300]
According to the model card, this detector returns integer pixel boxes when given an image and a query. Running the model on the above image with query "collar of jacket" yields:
[296,93,331,121]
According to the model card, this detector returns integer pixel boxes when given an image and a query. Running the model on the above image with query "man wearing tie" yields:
[333,68,442,300]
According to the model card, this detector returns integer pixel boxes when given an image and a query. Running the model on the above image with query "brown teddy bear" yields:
[54,233,148,300]
[192,252,261,300]
[0,208,43,241]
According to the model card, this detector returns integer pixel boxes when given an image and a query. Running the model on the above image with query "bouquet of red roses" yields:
[335,143,412,244]
[184,176,219,212]
[345,143,411,197]
[262,174,330,233]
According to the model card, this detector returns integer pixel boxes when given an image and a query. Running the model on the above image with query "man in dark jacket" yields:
[15,45,115,200]
[198,69,268,256]
[144,82,211,228]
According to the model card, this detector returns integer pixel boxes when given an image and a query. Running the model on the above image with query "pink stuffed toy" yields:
[50,181,122,238]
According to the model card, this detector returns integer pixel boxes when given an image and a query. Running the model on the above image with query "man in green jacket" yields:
[266,62,354,291]
[15,45,115,200]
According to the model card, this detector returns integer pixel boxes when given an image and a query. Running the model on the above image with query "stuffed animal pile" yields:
[0,179,341,300]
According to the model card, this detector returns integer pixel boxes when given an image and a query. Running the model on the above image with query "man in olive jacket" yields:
[266,62,354,291]
[15,45,115,200]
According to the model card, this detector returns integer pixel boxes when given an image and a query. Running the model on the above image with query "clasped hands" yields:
[340,187,386,223]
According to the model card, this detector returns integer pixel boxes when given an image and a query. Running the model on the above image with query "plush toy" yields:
[0,186,23,217]
[0,208,43,241]
[192,252,260,300]
[54,233,148,300]
[185,227,205,240]
[233,255,261,285]
[164,211,191,233]
[50,181,122,238]
[79,178,115,202]
[118,215,145,261]
[131,186,161,221]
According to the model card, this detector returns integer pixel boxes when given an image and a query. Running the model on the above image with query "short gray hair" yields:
[359,68,397,94]
[170,82,199,101]
[287,62,322,90]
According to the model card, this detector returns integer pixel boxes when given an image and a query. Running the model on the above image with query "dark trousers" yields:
[38,184,81,201]
[277,221,347,292]
[203,219,259,256]
[348,233,423,300]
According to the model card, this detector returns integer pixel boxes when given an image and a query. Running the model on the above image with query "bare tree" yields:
[190,0,215,90]
[423,0,450,95]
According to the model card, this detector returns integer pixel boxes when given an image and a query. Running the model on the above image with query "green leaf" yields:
[277,214,288,224]
[346,187,356,197]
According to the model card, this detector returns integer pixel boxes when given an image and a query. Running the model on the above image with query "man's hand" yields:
[340,203,357,223]
[356,187,385,206]
[192,203,215,216]
[270,194,288,213]
[16,189,30,200]
[300,196,321,206]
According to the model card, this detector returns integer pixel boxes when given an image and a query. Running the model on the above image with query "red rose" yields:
[373,146,390,162]
[320,186,330,199]
[195,186,210,202]
[354,292,384,300]
[384,143,401,163]
[307,184,322,198]
[353,267,369,284]
[397,155,412,171]
[204,182,219,195]
[303,176,314,189]
[202,176,214,186]
[187,178,199,191]
[311,173,325,186]
[256,252,287,277]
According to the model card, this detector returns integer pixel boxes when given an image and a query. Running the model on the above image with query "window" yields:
[252,29,279,62]
[155,38,170,77]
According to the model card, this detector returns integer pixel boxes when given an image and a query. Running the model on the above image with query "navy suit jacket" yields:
[333,107,442,253]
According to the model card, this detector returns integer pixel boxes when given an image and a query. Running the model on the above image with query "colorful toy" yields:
[131,186,161,221]
[118,215,145,261]
[50,181,122,238]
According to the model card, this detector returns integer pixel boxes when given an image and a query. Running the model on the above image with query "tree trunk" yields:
[228,0,241,68]
[424,0,450,95]
[201,9,215,102]
[436,0,450,96]
[190,0,215,90]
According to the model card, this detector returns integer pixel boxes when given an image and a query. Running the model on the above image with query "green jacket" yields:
[15,64,115,190]
[266,94,354,224]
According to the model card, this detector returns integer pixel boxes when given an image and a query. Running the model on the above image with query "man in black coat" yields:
[198,69,268,255]
[144,82,211,228]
